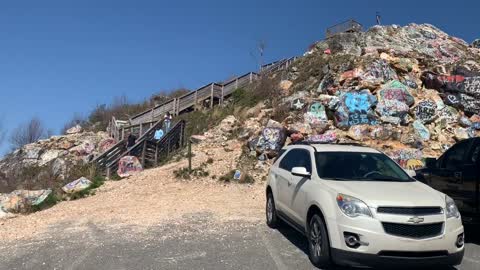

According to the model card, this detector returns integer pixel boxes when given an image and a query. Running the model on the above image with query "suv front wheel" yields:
[307,214,332,268]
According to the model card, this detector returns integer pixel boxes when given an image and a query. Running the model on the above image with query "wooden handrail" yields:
[127,57,295,125]
[104,120,184,174]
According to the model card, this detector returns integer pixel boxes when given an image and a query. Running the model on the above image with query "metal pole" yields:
[188,138,192,172]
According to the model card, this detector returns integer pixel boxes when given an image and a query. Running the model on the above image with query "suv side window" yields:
[279,149,312,173]
[440,140,471,170]
[470,143,480,164]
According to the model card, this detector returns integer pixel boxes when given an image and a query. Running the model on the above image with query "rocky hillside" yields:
[2,23,480,196]
[241,23,480,169]
[0,128,112,193]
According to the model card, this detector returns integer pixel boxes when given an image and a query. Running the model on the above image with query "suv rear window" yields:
[279,149,312,173]
[315,152,411,182]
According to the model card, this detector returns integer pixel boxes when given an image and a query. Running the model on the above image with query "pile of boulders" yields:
[0,127,112,193]
[241,24,480,170]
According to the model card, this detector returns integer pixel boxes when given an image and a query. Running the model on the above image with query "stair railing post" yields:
[154,144,158,166]
[141,140,147,167]
[173,98,177,115]
[210,83,214,108]
[188,138,192,173]
[194,91,198,111]
[179,121,184,147]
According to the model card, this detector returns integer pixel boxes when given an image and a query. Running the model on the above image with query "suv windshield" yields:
[315,152,413,182]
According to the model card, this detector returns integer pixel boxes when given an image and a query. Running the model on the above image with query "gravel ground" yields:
[0,139,478,270]
[0,216,479,270]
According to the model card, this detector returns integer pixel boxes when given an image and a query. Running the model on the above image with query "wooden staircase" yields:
[92,119,185,177]
[95,56,297,176]
[108,57,297,141]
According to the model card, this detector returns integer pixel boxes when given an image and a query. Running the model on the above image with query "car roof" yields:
[286,143,381,153]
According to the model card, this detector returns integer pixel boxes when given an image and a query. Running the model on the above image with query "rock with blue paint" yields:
[412,120,430,141]
[335,90,378,128]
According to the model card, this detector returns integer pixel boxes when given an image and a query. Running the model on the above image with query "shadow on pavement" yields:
[465,224,480,244]
[275,223,458,270]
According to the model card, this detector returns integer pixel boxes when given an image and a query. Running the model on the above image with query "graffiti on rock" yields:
[310,102,327,118]
[388,148,423,169]
[62,177,92,194]
[444,93,461,107]
[291,98,306,110]
[376,99,410,118]
[379,80,415,106]
[307,131,337,143]
[362,60,398,83]
[405,159,425,170]
[412,120,430,141]
[117,156,143,178]
[317,73,335,94]
[472,39,480,48]
[460,93,480,115]
[437,106,459,124]
[335,90,377,128]
[463,77,480,98]
[256,127,286,153]
[414,100,437,123]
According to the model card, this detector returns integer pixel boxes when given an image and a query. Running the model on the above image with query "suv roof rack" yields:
[290,141,366,151]
[290,141,318,151]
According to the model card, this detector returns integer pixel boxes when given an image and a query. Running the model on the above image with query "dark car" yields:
[416,137,480,224]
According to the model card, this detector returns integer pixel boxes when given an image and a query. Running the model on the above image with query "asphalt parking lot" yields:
[0,215,479,270]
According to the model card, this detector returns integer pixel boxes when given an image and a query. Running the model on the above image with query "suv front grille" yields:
[377,207,443,216]
[378,250,448,258]
[382,222,443,239]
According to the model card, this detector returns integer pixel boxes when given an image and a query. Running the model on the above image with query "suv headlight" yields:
[336,194,372,218]
[446,196,460,219]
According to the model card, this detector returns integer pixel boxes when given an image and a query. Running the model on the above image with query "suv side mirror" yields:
[425,158,437,169]
[291,167,311,178]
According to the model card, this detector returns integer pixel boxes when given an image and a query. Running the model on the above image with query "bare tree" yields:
[9,117,47,149]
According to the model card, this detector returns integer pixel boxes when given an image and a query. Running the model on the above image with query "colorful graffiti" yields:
[256,127,286,153]
[291,98,306,110]
[62,177,92,194]
[305,102,327,124]
[379,80,415,105]
[307,131,337,143]
[335,90,377,128]
[414,100,437,123]
[412,120,430,141]
[361,59,398,83]
[117,156,143,178]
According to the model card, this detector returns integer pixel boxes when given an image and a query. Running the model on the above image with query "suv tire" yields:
[307,214,332,268]
[266,192,279,228]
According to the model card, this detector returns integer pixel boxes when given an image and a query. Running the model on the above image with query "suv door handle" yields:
[287,181,292,187]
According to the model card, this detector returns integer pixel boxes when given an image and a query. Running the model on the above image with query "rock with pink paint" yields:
[117,156,143,178]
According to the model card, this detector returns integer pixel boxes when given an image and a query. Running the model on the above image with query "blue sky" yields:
[0,0,478,154]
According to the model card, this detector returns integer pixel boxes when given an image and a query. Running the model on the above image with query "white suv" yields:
[266,143,464,269]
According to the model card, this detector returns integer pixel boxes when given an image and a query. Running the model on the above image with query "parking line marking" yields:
[258,227,289,270]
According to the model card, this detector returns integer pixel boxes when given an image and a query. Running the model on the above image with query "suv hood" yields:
[323,180,445,208]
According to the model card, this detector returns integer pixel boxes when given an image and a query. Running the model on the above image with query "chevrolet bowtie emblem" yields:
[407,216,425,224]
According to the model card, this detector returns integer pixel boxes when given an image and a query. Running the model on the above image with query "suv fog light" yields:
[456,233,464,248]
[344,232,367,248]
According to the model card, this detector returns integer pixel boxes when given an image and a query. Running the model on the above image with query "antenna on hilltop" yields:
[376,12,382,25]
